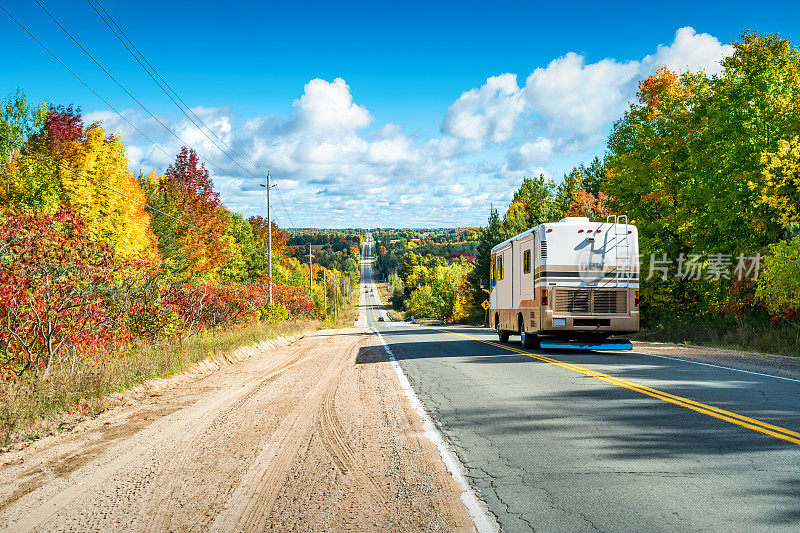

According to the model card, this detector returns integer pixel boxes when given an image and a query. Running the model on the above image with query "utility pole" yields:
[333,271,338,322]
[260,171,276,305]
[323,271,327,317]
[309,242,313,289]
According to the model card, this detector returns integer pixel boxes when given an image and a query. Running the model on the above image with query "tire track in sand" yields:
[209,333,365,532]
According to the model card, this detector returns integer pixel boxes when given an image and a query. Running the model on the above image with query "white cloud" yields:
[507,137,556,170]
[294,78,371,131]
[442,73,523,148]
[522,53,640,140]
[641,27,733,76]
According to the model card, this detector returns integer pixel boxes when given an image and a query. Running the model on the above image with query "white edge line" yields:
[633,351,800,383]
[372,327,499,533]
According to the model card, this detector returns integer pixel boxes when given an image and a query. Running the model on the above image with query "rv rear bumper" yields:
[542,310,639,333]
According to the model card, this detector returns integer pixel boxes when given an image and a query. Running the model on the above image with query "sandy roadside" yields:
[0,327,473,532]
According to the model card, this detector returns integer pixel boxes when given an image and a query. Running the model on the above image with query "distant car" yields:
[377,317,384,322]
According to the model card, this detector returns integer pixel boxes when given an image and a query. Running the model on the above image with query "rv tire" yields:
[521,332,536,349]
[498,328,510,343]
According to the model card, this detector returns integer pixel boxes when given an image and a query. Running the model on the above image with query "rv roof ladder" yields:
[606,214,630,287]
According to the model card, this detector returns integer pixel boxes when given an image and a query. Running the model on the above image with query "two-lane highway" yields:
[361,235,800,532]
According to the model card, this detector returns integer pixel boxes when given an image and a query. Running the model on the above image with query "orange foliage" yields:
[564,190,610,220]
[637,67,690,118]
[248,215,288,253]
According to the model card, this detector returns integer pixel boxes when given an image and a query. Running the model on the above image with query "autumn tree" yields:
[0,93,55,212]
[564,190,610,220]
[551,167,584,220]
[59,122,158,257]
[0,212,129,378]
[757,136,800,225]
[149,147,230,279]
[220,212,256,282]
[248,215,288,253]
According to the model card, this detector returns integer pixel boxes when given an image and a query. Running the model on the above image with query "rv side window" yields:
[490,255,496,284]
[523,250,531,274]
[498,255,504,280]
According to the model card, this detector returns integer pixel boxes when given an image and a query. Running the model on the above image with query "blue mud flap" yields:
[538,339,633,351]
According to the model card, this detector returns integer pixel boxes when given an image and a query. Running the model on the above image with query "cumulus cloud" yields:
[442,73,523,149]
[641,27,733,76]
[294,78,371,131]
[522,54,640,140]
[507,137,556,170]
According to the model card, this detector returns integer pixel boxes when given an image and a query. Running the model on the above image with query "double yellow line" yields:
[439,329,800,446]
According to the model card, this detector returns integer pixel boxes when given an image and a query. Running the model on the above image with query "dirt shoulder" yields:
[0,327,472,532]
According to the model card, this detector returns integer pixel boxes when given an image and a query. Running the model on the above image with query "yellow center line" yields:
[435,328,800,446]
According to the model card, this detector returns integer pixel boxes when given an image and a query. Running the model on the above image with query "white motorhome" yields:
[489,216,639,349]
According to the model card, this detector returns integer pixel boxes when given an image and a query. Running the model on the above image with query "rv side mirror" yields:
[480,278,488,290]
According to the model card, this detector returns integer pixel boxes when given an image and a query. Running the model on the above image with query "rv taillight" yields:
[578,229,584,233]
[587,229,592,233]
[628,230,633,234]
[635,290,640,307]
[547,228,553,233]
[596,229,601,233]
[540,288,548,307]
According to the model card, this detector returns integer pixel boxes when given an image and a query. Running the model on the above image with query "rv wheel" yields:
[497,326,510,343]
[521,332,535,349]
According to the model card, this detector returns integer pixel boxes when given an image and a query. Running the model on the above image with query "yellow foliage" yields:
[758,136,800,224]
[505,200,527,222]
[0,149,61,214]
[59,124,158,257]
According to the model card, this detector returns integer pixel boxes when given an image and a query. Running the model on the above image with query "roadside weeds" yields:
[0,320,323,450]
[633,314,800,358]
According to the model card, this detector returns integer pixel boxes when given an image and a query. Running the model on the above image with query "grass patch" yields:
[0,319,322,449]
[633,314,800,357]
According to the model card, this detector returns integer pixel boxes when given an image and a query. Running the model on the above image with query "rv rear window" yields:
[523,250,531,274]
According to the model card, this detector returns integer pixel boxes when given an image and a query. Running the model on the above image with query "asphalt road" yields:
[361,237,800,532]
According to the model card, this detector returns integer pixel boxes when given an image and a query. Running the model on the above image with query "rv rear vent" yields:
[555,288,590,314]
[593,290,628,314]
[540,241,547,259]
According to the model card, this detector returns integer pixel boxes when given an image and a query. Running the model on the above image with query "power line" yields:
[0,2,176,163]
[86,0,265,180]
[30,0,246,182]
[0,132,262,254]
[274,185,296,229]
[3,2,296,232]
[84,0,301,229]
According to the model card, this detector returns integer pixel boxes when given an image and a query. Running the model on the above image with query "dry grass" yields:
[0,320,323,449]
[338,289,360,326]
[633,314,800,357]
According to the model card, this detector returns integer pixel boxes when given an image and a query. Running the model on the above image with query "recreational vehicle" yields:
[489,215,639,350]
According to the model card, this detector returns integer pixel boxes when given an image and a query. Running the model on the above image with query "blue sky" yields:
[2,1,798,227]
